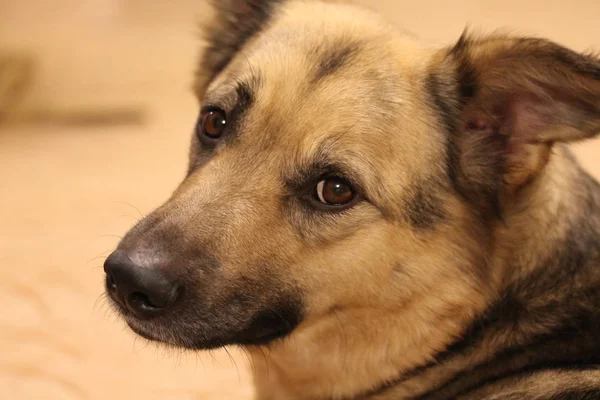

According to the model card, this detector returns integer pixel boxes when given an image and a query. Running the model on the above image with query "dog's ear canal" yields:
[431,32,600,218]
[196,0,284,92]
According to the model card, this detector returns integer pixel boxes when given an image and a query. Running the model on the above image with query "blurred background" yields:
[0,0,598,399]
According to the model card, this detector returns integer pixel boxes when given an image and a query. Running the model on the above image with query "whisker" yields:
[239,345,256,377]
[97,234,123,240]
[114,201,146,219]
[259,346,270,379]
[93,292,108,313]
[87,251,112,264]
[224,347,241,386]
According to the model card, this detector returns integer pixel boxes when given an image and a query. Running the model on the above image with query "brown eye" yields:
[199,108,227,139]
[315,177,356,206]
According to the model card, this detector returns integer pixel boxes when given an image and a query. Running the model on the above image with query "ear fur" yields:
[452,32,600,144]
[196,0,285,93]
[429,31,600,218]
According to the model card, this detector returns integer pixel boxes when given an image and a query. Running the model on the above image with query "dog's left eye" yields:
[197,108,227,140]
[314,177,356,207]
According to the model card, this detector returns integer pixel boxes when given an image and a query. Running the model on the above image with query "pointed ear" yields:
[452,33,600,144]
[196,0,285,93]
[428,32,600,216]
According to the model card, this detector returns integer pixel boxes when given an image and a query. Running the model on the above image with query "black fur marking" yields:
[448,30,479,102]
[200,0,283,84]
[454,58,478,102]
[423,332,600,400]
[403,183,445,229]
[178,283,303,350]
[424,72,462,203]
[225,78,257,142]
[311,42,361,83]
[425,72,460,138]
[235,301,303,346]
[424,35,479,190]
[555,389,600,400]
[235,79,255,112]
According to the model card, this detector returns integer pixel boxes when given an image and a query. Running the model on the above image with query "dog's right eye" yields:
[197,108,227,141]
[312,177,356,208]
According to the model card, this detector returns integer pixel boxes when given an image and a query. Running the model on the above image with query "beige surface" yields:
[1,1,599,399]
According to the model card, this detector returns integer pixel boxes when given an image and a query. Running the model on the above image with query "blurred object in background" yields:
[0,50,146,127]
[0,51,34,121]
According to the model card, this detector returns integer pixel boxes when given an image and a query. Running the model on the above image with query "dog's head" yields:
[105,0,600,364]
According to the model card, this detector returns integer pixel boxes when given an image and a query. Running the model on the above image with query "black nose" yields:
[104,250,179,319]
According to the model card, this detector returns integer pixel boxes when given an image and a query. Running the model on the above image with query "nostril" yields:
[106,274,117,291]
[129,292,162,311]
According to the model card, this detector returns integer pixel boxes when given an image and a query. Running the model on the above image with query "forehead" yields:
[196,1,445,198]
[203,13,425,148]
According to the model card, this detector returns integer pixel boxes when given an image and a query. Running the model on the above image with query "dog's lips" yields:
[122,311,297,350]
[106,283,301,349]
[126,319,162,342]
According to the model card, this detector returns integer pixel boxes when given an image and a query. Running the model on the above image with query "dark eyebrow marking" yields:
[231,78,255,119]
[202,75,256,113]
[403,182,446,229]
[311,41,362,84]
[214,78,257,145]
[199,0,283,85]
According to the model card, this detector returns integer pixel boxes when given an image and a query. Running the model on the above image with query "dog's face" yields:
[105,0,600,356]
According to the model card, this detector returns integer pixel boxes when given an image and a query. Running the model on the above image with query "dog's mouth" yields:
[121,310,298,350]
[126,317,295,350]
[106,288,303,350]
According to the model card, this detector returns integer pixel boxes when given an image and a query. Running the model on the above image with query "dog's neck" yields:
[247,146,600,400]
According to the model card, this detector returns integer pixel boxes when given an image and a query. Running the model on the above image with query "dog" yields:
[103,1,600,398]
